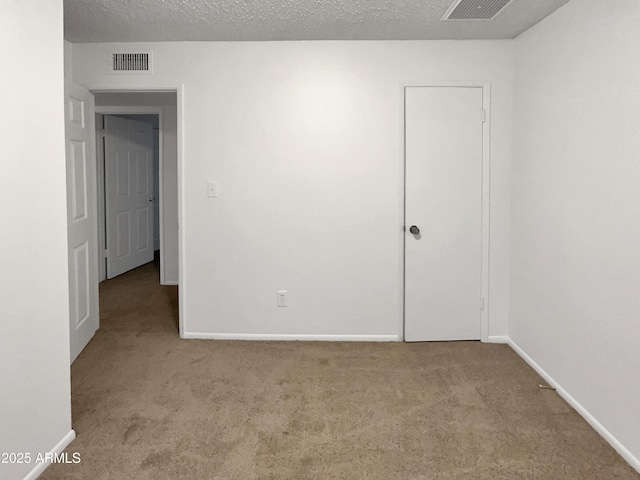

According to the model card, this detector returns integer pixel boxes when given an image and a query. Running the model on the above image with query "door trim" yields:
[398,81,492,342]
[95,107,165,282]
[86,85,185,339]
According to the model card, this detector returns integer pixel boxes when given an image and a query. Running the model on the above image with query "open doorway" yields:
[98,114,157,278]
[94,92,179,330]
[65,84,183,362]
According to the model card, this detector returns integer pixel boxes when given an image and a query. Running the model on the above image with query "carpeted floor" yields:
[41,261,639,479]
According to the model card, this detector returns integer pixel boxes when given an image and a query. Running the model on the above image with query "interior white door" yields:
[65,82,100,362]
[105,116,154,278]
[404,86,484,341]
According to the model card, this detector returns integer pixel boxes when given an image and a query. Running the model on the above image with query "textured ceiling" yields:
[64,0,571,43]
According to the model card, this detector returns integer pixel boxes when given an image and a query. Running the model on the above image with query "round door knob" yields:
[409,225,420,235]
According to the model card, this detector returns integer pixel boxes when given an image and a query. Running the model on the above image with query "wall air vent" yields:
[442,0,513,20]
[109,52,152,74]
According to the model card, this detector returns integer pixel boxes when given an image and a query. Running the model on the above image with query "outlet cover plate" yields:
[277,290,288,307]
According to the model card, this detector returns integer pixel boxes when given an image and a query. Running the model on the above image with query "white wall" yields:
[64,40,73,84]
[162,106,179,284]
[73,41,513,339]
[92,93,179,284]
[511,0,640,467]
[93,92,177,107]
[0,2,73,479]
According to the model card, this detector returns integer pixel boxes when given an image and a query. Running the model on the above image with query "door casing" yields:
[83,86,185,338]
[398,81,492,342]
[95,107,164,282]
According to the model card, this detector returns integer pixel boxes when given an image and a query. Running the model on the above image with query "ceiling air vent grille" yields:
[442,0,513,20]
[110,52,152,74]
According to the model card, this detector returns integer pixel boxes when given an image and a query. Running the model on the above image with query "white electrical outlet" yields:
[277,290,288,307]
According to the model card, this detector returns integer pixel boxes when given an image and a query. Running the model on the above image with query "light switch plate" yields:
[207,181,218,198]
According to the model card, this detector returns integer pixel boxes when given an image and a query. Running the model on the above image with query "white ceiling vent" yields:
[442,0,513,20]
[109,52,152,75]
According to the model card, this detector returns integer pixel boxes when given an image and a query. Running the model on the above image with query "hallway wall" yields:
[0,2,73,479]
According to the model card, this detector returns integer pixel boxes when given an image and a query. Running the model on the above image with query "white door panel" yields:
[105,116,154,278]
[65,82,99,363]
[405,87,483,341]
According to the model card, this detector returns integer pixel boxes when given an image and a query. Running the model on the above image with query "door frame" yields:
[95,107,164,282]
[398,81,492,342]
[85,85,185,338]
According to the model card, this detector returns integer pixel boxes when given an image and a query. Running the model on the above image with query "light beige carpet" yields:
[42,262,639,479]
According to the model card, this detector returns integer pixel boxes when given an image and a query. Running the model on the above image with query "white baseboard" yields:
[23,429,76,480]
[182,332,400,342]
[507,338,640,474]
[486,335,509,344]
